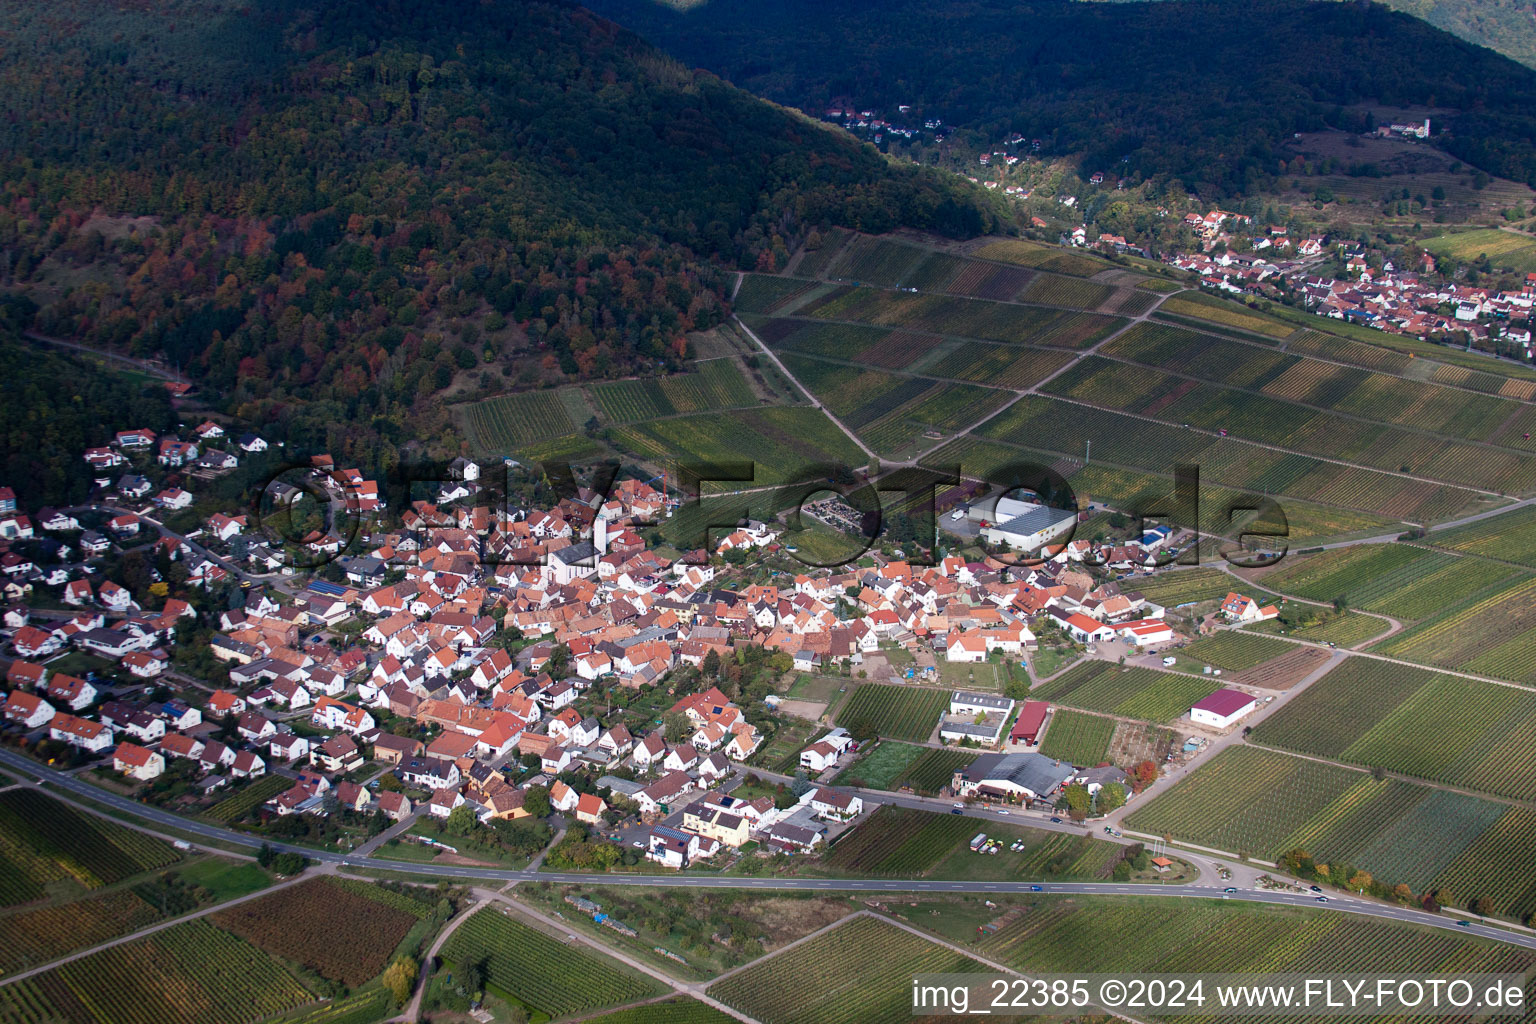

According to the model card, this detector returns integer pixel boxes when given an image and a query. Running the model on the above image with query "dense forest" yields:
[0,325,178,509]
[584,0,1536,195]
[0,0,1001,463]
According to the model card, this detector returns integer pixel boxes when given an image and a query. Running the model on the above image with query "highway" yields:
[5,748,1532,954]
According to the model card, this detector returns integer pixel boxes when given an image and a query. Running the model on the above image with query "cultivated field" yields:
[835,684,947,742]
[1125,745,1535,915]
[0,790,179,898]
[1038,709,1116,766]
[212,877,426,986]
[894,748,978,795]
[0,918,313,1024]
[1376,574,1536,680]
[1421,227,1536,274]
[1117,568,1236,607]
[610,407,868,486]
[203,776,290,823]
[708,915,984,1024]
[1252,657,1536,802]
[1435,502,1536,568]
[439,908,666,1018]
[1032,661,1216,722]
[971,239,1112,277]
[734,274,816,315]
[975,895,1536,989]
[461,389,583,450]
[588,359,757,422]
[799,286,1123,349]
[1181,632,1297,672]
[823,807,977,876]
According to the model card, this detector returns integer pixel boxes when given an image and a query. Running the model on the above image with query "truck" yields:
[969,832,988,852]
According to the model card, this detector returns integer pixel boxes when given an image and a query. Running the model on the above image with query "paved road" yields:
[6,749,1530,953]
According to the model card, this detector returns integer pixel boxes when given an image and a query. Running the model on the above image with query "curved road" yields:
[4,749,1530,954]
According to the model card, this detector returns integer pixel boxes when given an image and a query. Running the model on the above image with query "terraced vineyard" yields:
[944,260,1034,301]
[734,274,816,314]
[827,235,925,288]
[588,359,757,422]
[0,918,313,1024]
[1038,709,1116,766]
[1253,657,1536,802]
[610,407,867,487]
[1031,662,1216,722]
[585,998,737,1024]
[1158,294,1293,338]
[800,286,1122,349]
[461,389,582,450]
[823,807,976,876]
[439,908,666,1018]
[923,341,1073,388]
[1181,632,1296,672]
[1436,502,1536,567]
[709,915,985,1024]
[1376,574,1536,680]
[794,229,850,278]
[1124,746,1364,859]
[971,239,1111,277]
[0,790,179,894]
[974,395,1482,522]
[835,684,948,742]
[976,896,1536,990]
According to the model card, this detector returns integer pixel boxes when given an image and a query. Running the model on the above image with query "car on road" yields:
[1030,885,1043,892]
[952,802,964,809]
[950,808,962,814]
[1315,896,1329,902]
[1223,887,1237,893]
[1457,920,1472,928]
[996,809,1009,815]
[1050,816,1062,823]
[1310,885,1323,892]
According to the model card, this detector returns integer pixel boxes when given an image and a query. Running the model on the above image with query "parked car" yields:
[1309,885,1323,893]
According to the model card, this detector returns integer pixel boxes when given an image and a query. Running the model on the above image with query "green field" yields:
[835,684,947,742]
[1031,662,1216,722]
[1038,709,1116,766]
[0,918,314,1024]
[1251,610,1386,647]
[1421,227,1536,274]
[1258,545,1525,620]
[438,908,667,1018]
[1159,293,1294,338]
[708,915,986,1024]
[1251,657,1536,802]
[972,238,1112,277]
[833,741,927,789]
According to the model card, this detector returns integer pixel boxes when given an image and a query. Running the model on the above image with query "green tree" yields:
[445,803,477,837]
[381,958,418,1006]
[523,784,552,818]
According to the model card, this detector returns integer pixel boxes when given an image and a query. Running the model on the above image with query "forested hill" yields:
[583,0,1536,194]
[0,0,999,460]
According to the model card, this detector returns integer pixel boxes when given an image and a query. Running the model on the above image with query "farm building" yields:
[950,691,1014,716]
[951,751,1075,802]
[1189,688,1260,729]
[1009,700,1050,746]
[980,504,1078,554]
